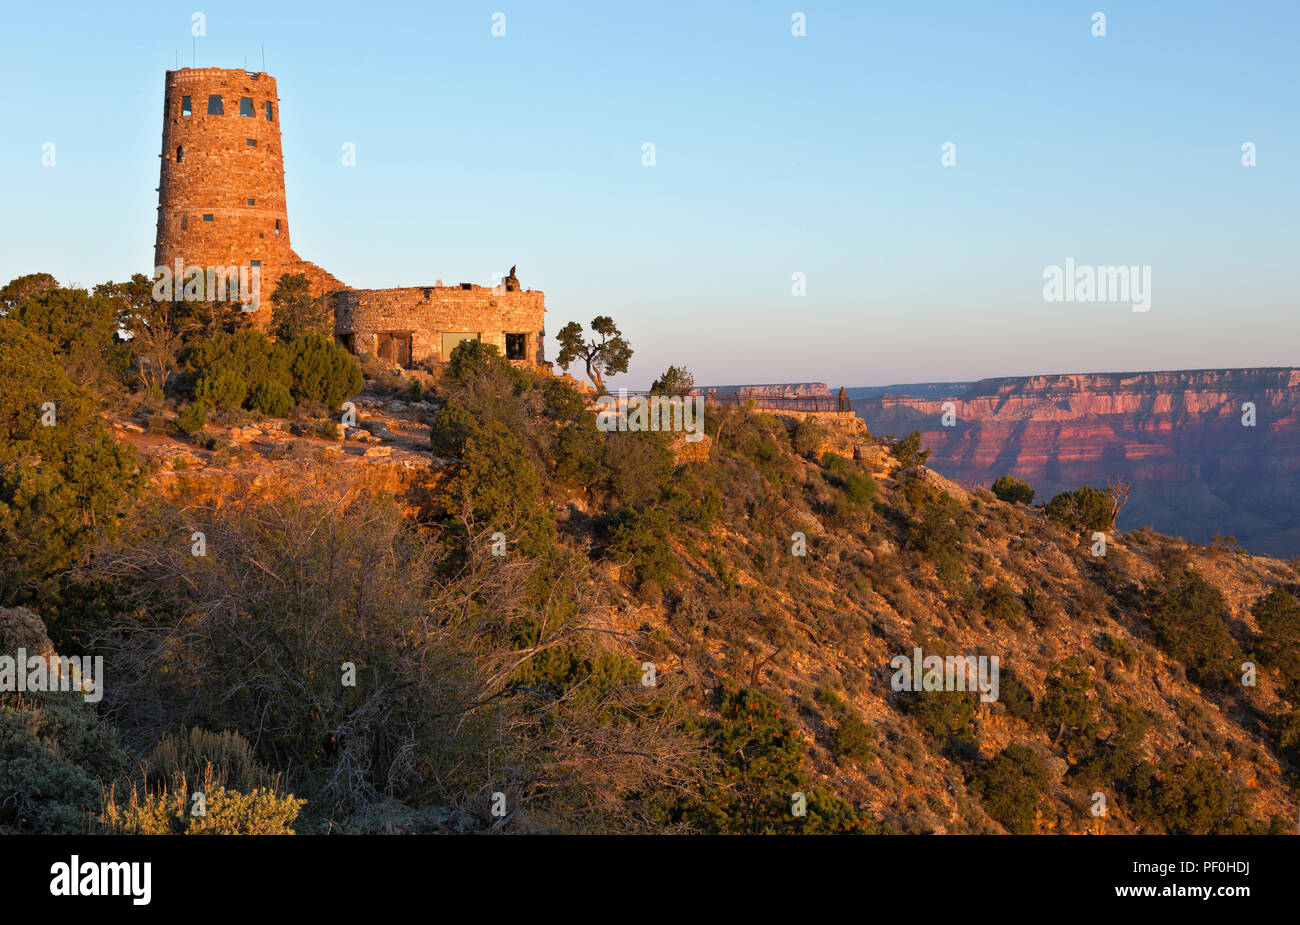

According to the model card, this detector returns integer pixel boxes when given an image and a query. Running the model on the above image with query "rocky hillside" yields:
[79,371,1300,835]
[6,303,1300,834]
[853,369,1300,556]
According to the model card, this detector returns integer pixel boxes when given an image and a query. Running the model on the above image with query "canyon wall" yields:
[852,369,1300,556]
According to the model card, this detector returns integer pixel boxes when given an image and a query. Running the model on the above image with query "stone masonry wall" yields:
[154,67,345,321]
[334,285,546,365]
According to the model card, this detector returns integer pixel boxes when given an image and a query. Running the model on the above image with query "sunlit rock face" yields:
[853,369,1300,555]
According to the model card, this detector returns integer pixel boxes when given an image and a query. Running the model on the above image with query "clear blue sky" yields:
[2,1,1297,388]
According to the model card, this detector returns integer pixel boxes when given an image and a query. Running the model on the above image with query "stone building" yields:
[154,67,546,367]
[333,275,546,366]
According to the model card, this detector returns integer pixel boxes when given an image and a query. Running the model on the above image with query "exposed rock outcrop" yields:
[854,368,1300,554]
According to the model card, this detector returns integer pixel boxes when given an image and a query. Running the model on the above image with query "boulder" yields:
[361,421,398,442]
[0,606,55,658]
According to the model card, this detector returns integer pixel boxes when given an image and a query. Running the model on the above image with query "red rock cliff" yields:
[855,368,1300,555]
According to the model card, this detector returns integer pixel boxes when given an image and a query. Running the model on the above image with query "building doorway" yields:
[377,332,412,367]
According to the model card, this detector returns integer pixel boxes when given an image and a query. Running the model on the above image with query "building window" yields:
[207,94,223,115]
[239,96,255,117]
[176,146,183,162]
[181,95,192,116]
[274,219,281,235]
[250,260,261,267]
[203,214,214,222]
[505,333,527,360]
[181,214,188,230]
[265,101,274,121]
[246,138,257,146]
[247,198,255,205]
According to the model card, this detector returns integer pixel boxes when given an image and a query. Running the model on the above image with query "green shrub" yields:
[188,330,291,408]
[248,382,293,417]
[1022,585,1059,628]
[901,481,967,586]
[791,416,827,458]
[196,368,247,410]
[892,431,931,469]
[11,285,130,393]
[0,689,128,834]
[605,506,678,587]
[998,670,1035,720]
[1252,587,1300,695]
[1044,485,1114,533]
[1037,658,1099,755]
[974,744,1049,834]
[900,689,976,739]
[1128,757,1243,834]
[601,432,675,509]
[446,338,513,385]
[454,423,555,557]
[831,712,874,764]
[981,580,1025,626]
[0,319,142,602]
[1145,569,1238,687]
[1068,699,1150,789]
[286,333,363,410]
[553,422,604,488]
[429,400,481,456]
[991,475,1035,505]
[174,401,208,436]
[1102,633,1140,667]
[842,470,876,507]
[692,679,876,833]
[820,450,849,472]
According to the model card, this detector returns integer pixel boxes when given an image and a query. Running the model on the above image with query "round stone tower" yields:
[154,67,344,316]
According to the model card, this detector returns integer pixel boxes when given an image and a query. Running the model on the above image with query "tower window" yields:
[181,214,188,230]
[265,101,274,121]
[274,219,281,235]
[207,95,224,115]
[239,96,255,117]
[181,95,192,116]
[203,214,214,222]
[247,198,255,205]
[246,138,257,147]
[176,146,183,162]
[250,260,261,267]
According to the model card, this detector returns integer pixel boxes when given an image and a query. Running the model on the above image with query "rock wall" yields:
[854,368,1300,554]
[334,285,546,366]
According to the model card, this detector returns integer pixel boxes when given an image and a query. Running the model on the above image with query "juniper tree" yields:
[555,316,632,392]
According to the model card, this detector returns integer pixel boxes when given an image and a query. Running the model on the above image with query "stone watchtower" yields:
[154,67,344,315]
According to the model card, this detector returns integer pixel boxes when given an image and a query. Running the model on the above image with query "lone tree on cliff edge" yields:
[555,316,632,392]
